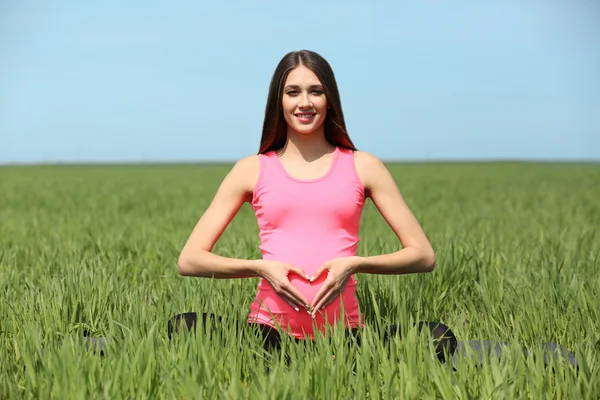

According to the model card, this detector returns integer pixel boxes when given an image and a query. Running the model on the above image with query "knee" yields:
[419,321,458,360]
[168,312,198,339]
[436,323,457,347]
[419,322,456,339]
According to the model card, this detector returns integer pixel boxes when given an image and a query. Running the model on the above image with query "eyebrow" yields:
[284,84,323,90]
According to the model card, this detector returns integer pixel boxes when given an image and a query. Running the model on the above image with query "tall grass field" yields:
[1,162,599,399]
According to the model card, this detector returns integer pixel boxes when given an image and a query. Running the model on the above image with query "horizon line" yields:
[1,157,599,167]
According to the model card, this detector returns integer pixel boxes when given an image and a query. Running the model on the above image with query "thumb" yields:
[310,262,329,282]
[289,265,310,280]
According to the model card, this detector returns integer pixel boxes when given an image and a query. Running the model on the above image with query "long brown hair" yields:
[258,50,357,154]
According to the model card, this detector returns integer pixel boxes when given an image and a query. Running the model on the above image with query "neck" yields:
[282,126,334,161]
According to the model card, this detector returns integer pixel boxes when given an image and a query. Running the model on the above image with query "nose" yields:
[298,91,312,109]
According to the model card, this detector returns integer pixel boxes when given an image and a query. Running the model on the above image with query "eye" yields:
[285,90,299,96]
[311,89,324,95]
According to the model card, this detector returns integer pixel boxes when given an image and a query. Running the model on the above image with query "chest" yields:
[253,179,365,227]
[279,157,334,180]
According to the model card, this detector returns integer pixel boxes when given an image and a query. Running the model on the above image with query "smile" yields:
[295,113,316,123]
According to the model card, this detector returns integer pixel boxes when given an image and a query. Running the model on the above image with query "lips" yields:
[295,113,317,124]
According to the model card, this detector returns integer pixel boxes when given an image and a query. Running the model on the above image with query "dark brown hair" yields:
[258,50,357,154]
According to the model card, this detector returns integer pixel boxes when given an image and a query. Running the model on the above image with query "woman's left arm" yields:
[350,151,436,275]
[309,151,436,316]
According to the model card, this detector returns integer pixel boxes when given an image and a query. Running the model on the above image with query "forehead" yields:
[284,65,322,86]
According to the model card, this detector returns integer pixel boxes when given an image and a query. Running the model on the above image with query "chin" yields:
[291,122,325,136]
[295,127,320,136]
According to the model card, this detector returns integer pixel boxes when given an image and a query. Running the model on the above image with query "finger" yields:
[311,288,336,318]
[312,282,345,317]
[310,280,333,312]
[281,295,301,312]
[271,283,297,308]
[288,266,310,281]
[282,284,310,310]
[310,262,329,282]
[276,287,305,312]
[269,280,302,310]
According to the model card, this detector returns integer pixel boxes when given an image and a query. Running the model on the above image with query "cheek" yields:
[281,99,293,113]
[283,113,294,126]
[281,100,294,121]
[316,98,328,112]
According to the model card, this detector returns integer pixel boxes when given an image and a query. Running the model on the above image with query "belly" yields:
[250,275,361,339]
[289,273,326,305]
[257,272,357,308]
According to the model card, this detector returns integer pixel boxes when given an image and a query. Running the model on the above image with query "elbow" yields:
[178,248,211,277]
[422,249,436,273]
[177,251,194,276]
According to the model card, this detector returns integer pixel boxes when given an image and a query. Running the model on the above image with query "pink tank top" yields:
[247,146,365,339]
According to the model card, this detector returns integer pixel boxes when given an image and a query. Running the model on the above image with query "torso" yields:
[242,149,371,201]
[245,146,368,339]
[274,148,338,181]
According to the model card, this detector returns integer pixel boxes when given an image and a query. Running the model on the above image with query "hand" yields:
[309,256,361,318]
[254,260,311,312]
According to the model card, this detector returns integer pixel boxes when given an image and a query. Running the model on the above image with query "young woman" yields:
[170,50,456,362]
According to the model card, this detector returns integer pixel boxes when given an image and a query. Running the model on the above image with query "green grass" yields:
[1,162,599,399]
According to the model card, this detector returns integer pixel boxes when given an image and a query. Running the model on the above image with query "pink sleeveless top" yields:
[247,146,365,339]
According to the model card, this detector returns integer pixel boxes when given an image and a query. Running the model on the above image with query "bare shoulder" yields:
[235,154,260,169]
[352,150,390,189]
[353,150,384,168]
[227,154,261,195]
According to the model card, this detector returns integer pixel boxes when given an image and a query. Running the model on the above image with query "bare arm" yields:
[177,156,262,278]
[351,151,436,275]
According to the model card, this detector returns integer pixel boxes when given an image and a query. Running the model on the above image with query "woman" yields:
[170,50,456,362]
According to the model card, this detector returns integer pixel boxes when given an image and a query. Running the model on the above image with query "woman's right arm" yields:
[177,155,262,279]
[177,155,312,310]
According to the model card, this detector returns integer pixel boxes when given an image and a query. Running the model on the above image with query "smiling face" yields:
[281,65,328,136]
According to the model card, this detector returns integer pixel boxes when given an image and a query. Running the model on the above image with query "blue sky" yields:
[1,0,599,163]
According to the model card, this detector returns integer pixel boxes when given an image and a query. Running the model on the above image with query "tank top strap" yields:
[332,147,363,185]
[253,150,281,199]
[256,146,360,186]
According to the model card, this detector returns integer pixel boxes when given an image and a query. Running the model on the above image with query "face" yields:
[281,65,328,136]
